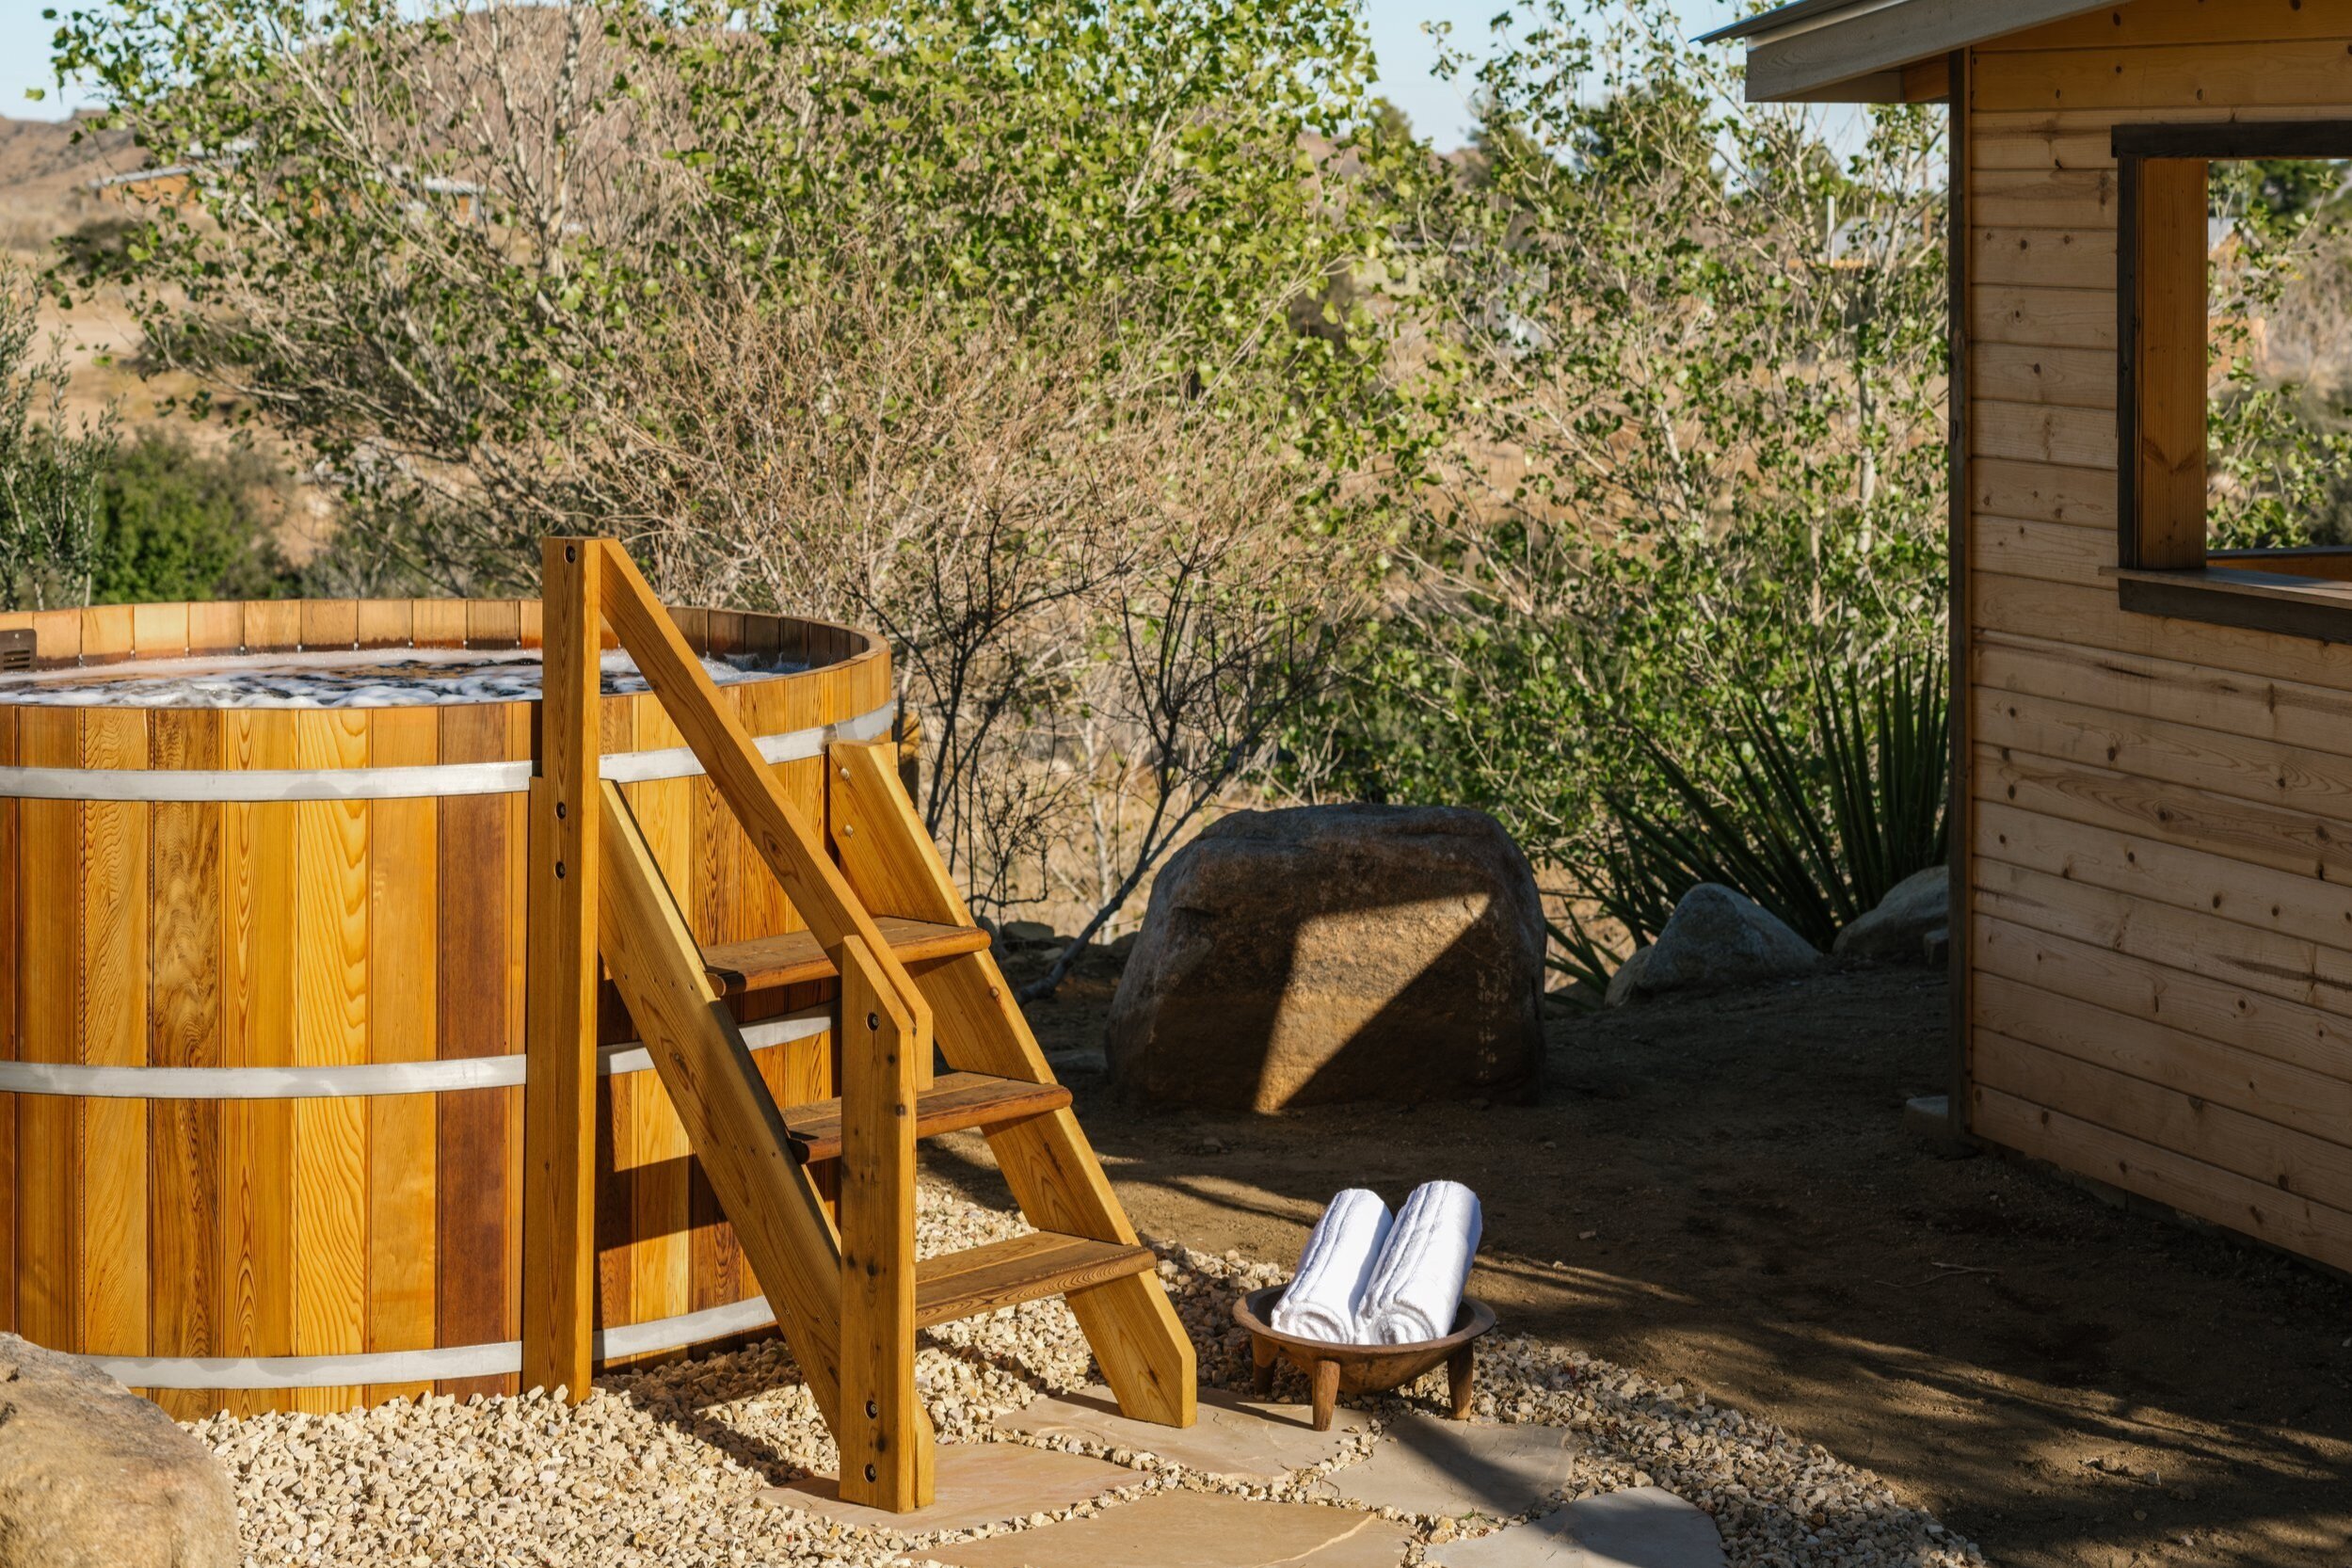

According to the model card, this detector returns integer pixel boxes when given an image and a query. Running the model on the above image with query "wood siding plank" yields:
[1974,227,2116,290]
[1974,857,2352,1016]
[1977,632,2352,762]
[1976,795,2352,960]
[1975,399,2118,469]
[367,707,437,1405]
[294,712,369,1411]
[17,711,77,1352]
[1976,1029,2352,1213]
[1971,459,2117,528]
[1972,516,2114,585]
[436,702,517,1400]
[1977,570,2352,692]
[1971,1083,2352,1275]
[221,712,298,1415]
[624,703,692,1339]
[1975,41,2352,115]
[1983,2,2352,52]
[1976,687,2352,825]
[148,710,223,1417]
[1976,916,2352,1101]
[0,709,15,1336]
[1973,343,2116,409]
[1972,165,2119,229]
[80,711,149,1362]
[1977,741,2352,887]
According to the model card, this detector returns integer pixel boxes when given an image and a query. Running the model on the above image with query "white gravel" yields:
[187,1186,1981,1567]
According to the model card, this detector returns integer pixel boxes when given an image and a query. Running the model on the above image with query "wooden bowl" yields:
[1233,1286,1497,1432]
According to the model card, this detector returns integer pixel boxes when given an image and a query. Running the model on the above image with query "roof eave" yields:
[1704,0,2117,103]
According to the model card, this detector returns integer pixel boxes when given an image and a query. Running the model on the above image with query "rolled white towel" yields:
[1356,1179,1482,1344]
[1270,1189,1394,1343]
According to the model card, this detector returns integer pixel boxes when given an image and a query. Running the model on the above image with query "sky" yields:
[0,1,1755,150]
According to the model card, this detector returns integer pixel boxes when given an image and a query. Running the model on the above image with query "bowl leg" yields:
[1252,1335,1278,1398]
[1447,1344,1475,1420]
[1430,1344,1467,1419]
[1310,1358,1340,1432]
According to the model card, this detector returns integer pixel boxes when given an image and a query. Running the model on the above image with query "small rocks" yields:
[1607,886,1818,1006]
[183,1186,1978,1568]
[0,1333,240,1568]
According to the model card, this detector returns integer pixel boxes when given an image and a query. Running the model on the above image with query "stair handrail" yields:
[523,536,932,1439]
[590,540,936,1037]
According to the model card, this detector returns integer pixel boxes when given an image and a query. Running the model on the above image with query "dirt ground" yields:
[920,954,2352,1568]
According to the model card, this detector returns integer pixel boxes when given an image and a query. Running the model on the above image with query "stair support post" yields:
[522,536,602,1403]
[837,936,935,1511]
[825,741,1197,1429]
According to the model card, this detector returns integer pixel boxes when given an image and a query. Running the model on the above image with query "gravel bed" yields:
[189,1187,1982,1568]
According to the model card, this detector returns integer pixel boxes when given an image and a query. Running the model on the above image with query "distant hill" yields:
[0,111,136,253]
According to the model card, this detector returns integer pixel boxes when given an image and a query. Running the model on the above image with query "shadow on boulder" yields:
[1106,805,1544,1112]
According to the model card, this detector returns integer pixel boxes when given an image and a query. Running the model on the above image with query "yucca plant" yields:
[1550,657,1949,997]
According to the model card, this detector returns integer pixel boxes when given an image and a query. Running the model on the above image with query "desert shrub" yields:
[1314,0,1951,876]
[1550,657,1949,998]
[0,259,116,611]
[88,432,296,603]
[56,0,1417,968]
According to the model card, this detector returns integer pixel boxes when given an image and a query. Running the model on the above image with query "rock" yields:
[1423,1486,1725,1567]
[1313,1412,1582,1519]
[1000,920,1062,949]
[1831,866,1951,963]
[923,1491,1413,1568]
[1605,885,1817,1006]
[1107,931,1141,960]
[1107,805,1544,1112]
[0,1333,239,1568]
[755,1443,1130,1533]
[994,1384,1369,1486]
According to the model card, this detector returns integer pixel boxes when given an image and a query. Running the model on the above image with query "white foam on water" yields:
[0,646,804,709]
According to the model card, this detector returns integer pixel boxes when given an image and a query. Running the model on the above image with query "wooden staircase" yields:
[519,538,1195,1512]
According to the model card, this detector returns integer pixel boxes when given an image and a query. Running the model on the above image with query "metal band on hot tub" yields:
[86,1294,785,1389]
[0,1007,831,1098]
[0,696,896,802]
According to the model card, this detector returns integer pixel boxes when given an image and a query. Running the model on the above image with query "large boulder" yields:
[1832,865,1951,963]
[1605,884,1819,1006]
[0,1334,239,1568]
[1107,805,1544,1111]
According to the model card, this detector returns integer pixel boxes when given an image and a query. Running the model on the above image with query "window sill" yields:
[2112,563,2352,645]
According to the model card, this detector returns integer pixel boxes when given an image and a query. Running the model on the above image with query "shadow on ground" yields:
[922,961,2352,1568]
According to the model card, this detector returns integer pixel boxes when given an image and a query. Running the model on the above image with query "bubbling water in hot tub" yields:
[0,646,802,709]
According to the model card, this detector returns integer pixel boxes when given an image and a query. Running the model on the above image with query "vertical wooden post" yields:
[522,536,602,1401]
[837,935,933,1511]
[2127,155,2211,570]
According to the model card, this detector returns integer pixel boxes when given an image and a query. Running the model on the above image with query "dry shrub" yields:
[596,271,1350,960]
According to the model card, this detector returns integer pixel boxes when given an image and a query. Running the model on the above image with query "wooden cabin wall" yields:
[1960,0,2352,1274]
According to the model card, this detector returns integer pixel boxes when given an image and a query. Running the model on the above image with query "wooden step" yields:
[914,1232,1160,1329]
[780,1071,1071,1164]
[696,916,992,997]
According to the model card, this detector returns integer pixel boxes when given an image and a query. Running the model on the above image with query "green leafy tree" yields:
[0,259,117,611]
[1322,0,1951,895]
[89,433,296,603]
[2207,158,2352,550]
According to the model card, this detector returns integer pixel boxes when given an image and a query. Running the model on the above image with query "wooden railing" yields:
[520,537,934,1508]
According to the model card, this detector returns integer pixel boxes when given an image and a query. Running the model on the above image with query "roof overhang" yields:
[1699,0,2116,103]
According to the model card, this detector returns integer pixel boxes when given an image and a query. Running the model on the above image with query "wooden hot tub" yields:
[0,597,897,1416]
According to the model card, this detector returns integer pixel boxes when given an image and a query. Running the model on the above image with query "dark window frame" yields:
[2112,120,2352,643]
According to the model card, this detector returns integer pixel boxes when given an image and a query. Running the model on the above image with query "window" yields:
[2114,122,2352,642]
